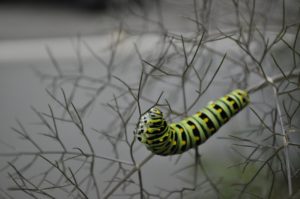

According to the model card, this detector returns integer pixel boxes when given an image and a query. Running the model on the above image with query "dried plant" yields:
[1,0,300,198]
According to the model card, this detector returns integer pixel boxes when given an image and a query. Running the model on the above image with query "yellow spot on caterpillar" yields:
[208,101,215,107]
[197,112,202,116]
[195,136,200,141]
[209,103,215,108]
[173,141,177,145]
[217,108,222,113]
[182,140,186,145]
[159,138,163,142]
[204,118,209,123]
[191,125,195,129]
[179,128,184,133]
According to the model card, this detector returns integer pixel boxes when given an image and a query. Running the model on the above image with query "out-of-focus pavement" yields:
[0,3,119,63]
[0,1,191,40]
[1,1,299,62]
[0,2,174,62]
[0,3,116,39]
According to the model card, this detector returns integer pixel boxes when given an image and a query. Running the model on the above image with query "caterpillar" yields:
[135,89,250,156]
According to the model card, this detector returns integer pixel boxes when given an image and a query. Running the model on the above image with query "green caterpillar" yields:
[135,89,250,156]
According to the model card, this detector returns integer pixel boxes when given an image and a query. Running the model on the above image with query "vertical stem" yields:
[272,84,292,196]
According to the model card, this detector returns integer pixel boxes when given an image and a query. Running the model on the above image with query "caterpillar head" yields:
[135,107,167,143]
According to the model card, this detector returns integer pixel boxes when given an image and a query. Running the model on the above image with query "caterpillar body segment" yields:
[135,89,250,156]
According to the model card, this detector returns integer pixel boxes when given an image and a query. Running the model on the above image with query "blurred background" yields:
[0,0,299,198]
